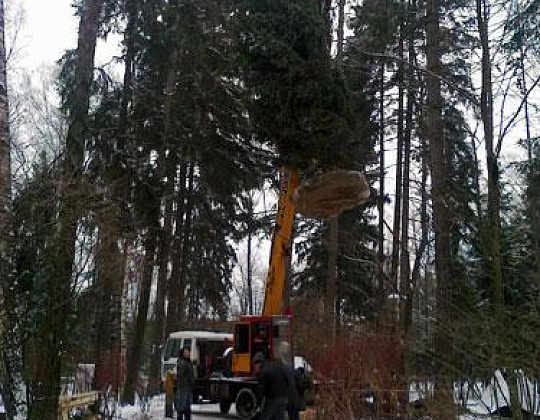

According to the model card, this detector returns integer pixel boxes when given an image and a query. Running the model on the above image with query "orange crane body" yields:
[232,169,298,376]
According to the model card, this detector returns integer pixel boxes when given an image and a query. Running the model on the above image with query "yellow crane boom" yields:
[262,169,299,316]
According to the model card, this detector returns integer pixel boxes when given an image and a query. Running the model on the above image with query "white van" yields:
[161,330,233,381]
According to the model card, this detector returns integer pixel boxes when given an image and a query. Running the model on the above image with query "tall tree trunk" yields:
[411,132,429,311]
[92,210,125,393]
[336,0,345,60]
[378,63,386,286]
[391,22,406,295]
[400,66,413,333]
[470,134,484,221]
[119,0,137,126]
[167,158,195,333]
[166,161,188,335]
[425,0,455,413]
[324,0,346,334]
[189,243,204,320]
[30,1,104,418]
[122,234,157,404]
[325,216,338,335]
[322,0,332,51]
[247,195,254,315]
[149,190,174,391]
[149,7,183,386]
[0,0,9,294]
[177,160,195,323]
[518,25,539,271]
[401,6,415,333]
[476,0,503,308]
[0,1,17,417]
[115,0,137,394]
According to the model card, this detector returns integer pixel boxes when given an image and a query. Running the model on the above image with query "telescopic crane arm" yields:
[261,169,299,316]
[230,168,368,377]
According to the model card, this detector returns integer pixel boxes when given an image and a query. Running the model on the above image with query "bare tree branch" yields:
[496,75,540,158]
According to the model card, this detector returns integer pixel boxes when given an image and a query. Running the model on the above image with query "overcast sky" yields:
[15,0,76,71]
[14,0,118,74]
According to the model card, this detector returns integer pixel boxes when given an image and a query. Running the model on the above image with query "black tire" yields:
[235,387,259,419]
[219,401,232,414]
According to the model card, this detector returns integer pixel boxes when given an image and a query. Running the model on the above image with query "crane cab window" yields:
[252,322,270,360]
[235,323,250,354]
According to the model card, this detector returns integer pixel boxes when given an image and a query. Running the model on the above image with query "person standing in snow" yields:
[175,347,195,420]
[276,342,301,420]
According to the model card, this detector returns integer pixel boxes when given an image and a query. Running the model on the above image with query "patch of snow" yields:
[115,404,148,419]
[410,371,540,418]
[466,370,540,416]
[294,356,313,373]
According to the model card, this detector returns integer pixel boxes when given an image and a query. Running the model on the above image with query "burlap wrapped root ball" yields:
[293,170,370,219]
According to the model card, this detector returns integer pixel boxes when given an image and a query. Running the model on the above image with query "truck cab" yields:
[232,315,293,376]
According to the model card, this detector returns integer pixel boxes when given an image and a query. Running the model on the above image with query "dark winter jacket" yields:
[176,356,195,390]
[283,363,301,409]
[257,361,289,400]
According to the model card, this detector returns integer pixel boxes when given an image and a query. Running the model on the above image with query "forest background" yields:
[0,0,539,418]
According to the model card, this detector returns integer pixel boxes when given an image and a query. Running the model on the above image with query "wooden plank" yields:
[59,391,98,408]
[58,391,98,420]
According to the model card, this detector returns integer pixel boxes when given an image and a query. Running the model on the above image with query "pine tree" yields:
[231,0,382,323]
[234,0,363,170]
[112,0,267,399]
[30,0,105,417]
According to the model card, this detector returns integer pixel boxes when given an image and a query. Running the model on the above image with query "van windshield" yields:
[163,338,183,360]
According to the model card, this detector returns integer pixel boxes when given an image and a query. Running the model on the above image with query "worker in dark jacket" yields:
[283,363,301,420]
[277,342,301,420]
[253,352,289,420]
[175,347,195,420]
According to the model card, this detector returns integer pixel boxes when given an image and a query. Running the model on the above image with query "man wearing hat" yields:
[253,352,289,420]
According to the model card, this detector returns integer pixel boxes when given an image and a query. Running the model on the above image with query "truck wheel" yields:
[219,401,231,414]
[235,387,259,419]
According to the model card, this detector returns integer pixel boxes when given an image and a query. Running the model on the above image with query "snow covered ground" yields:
[115,394,236,419]
[114,394,496,420]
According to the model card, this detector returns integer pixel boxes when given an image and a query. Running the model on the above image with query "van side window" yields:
[183,338,192,353]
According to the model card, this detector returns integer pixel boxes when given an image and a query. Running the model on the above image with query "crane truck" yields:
[165,168,369,419]
[207,169,300,418]
[209,167,369,418]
